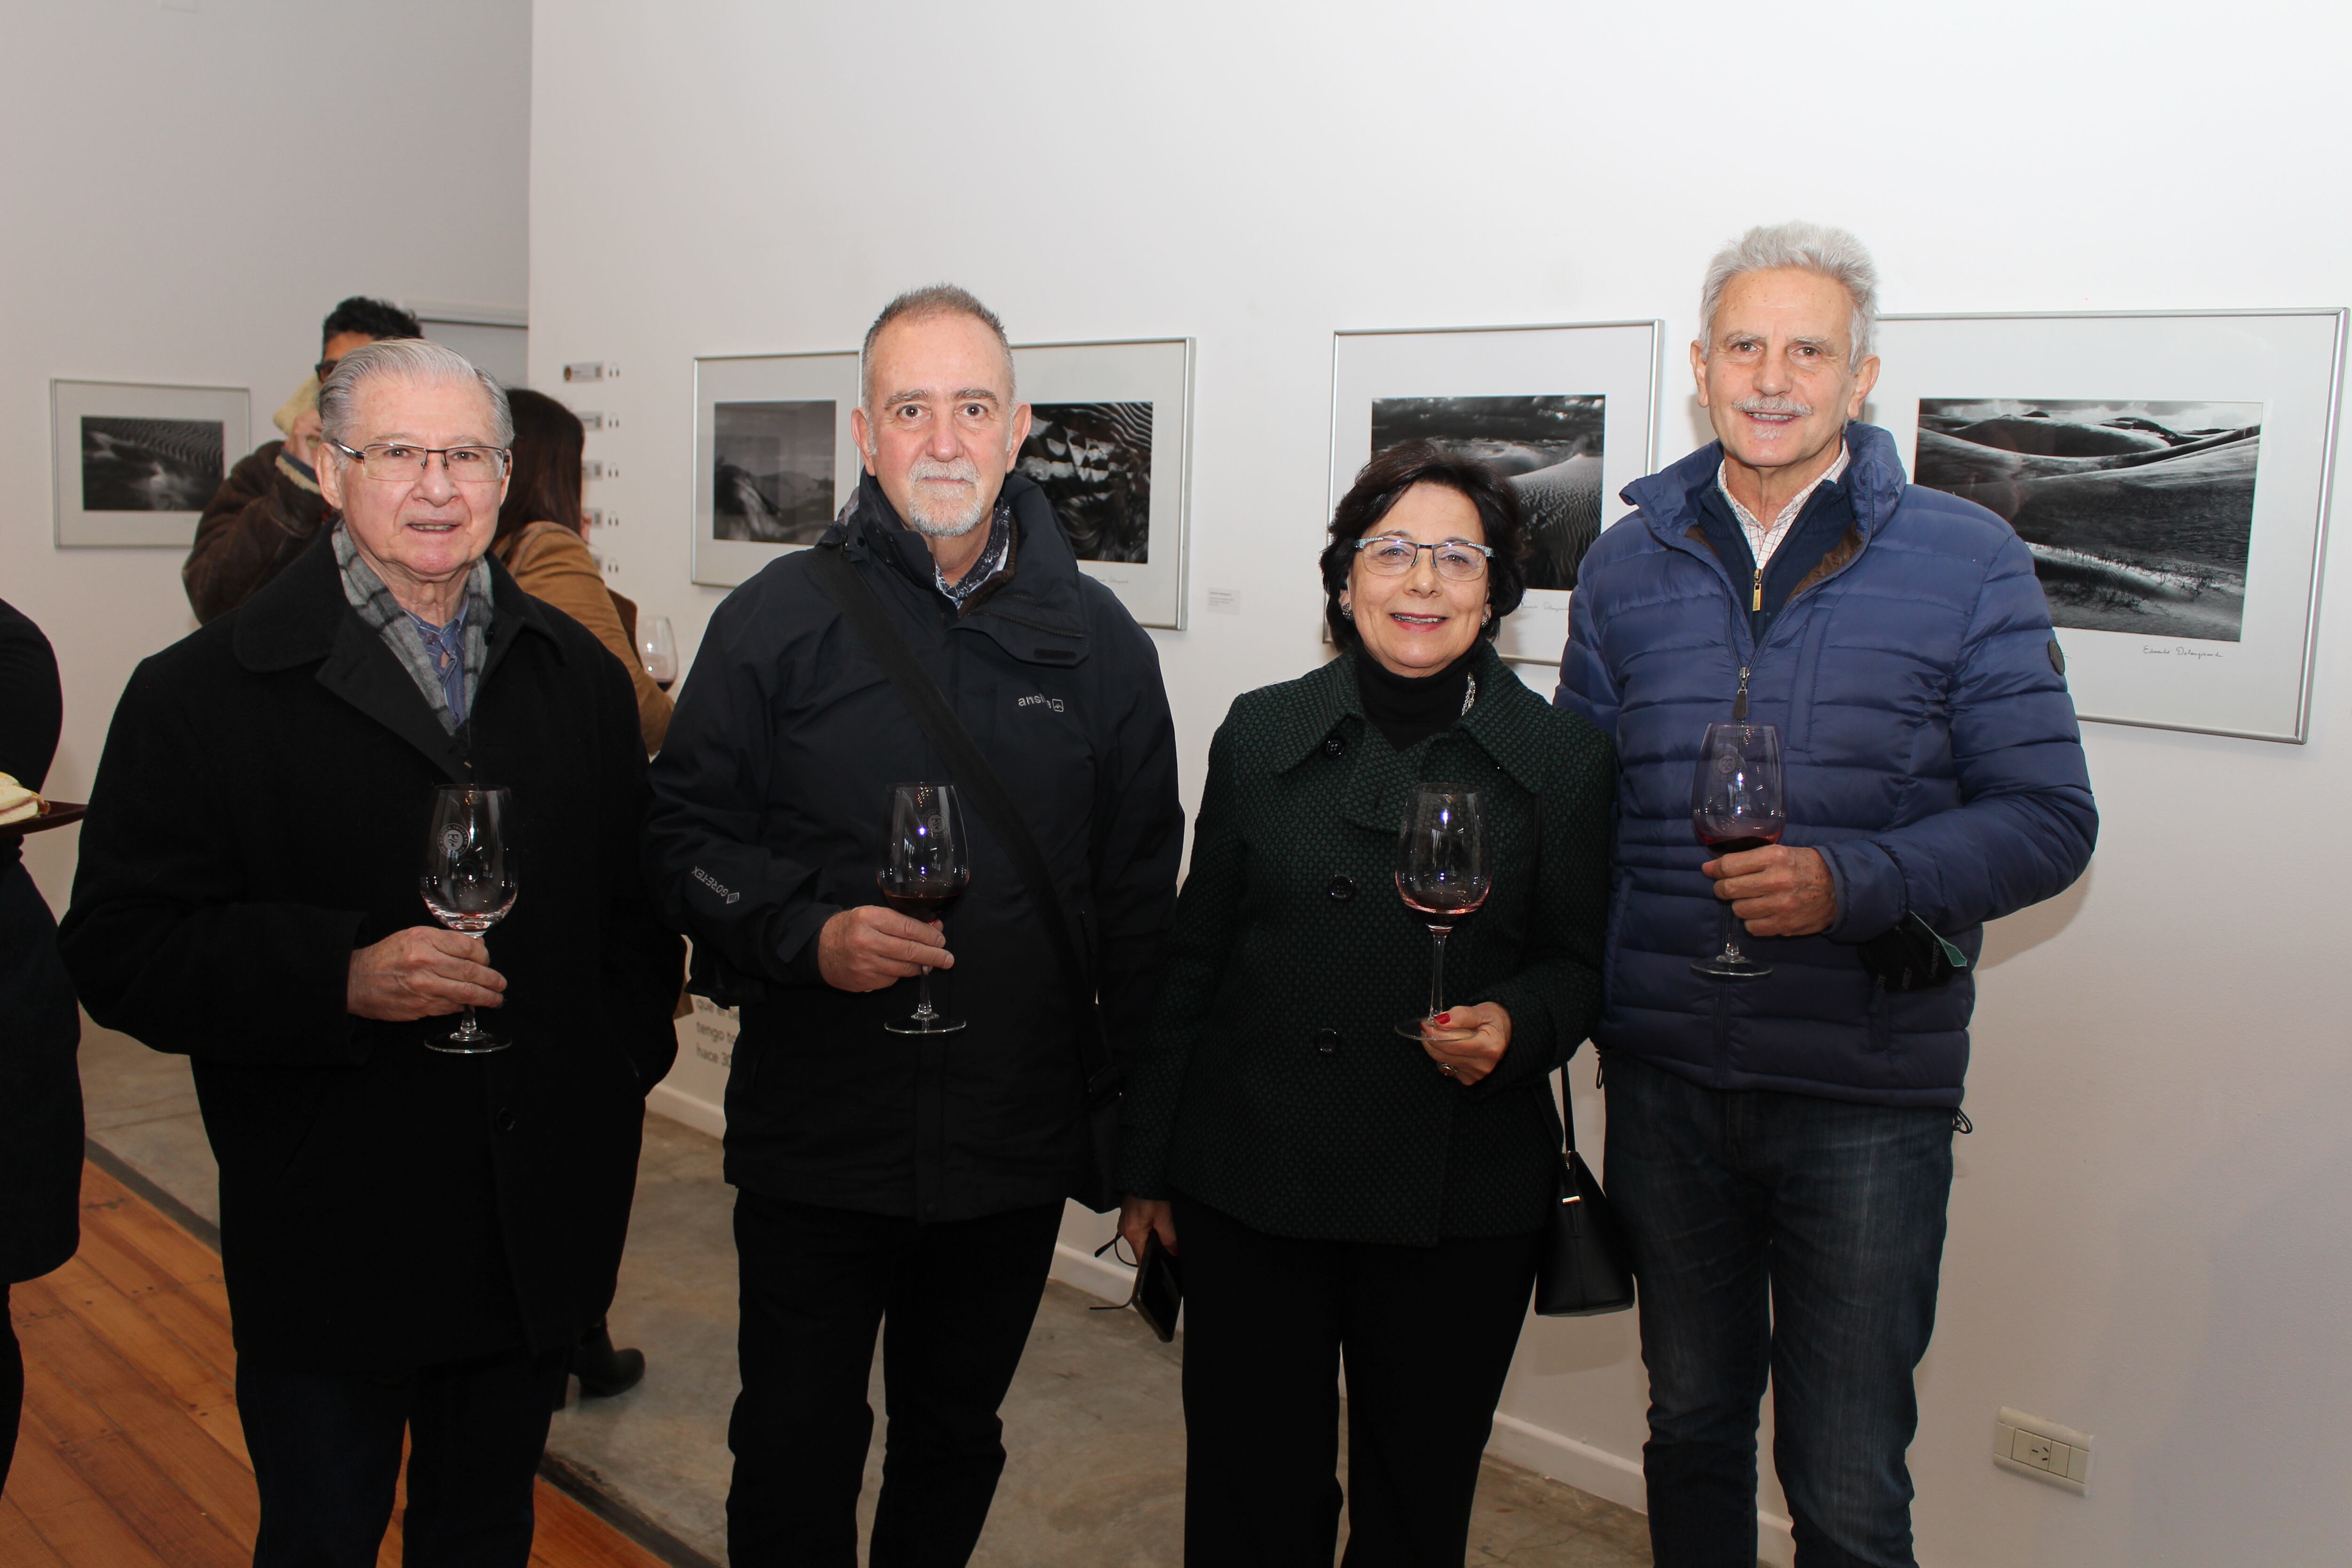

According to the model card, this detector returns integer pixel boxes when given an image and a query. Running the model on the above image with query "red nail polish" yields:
[1433,1012,1451,1025]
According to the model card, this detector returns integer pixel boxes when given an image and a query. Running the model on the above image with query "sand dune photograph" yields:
[79,414,224,512]
[712,398,835,544]
[1370,394,1605,592]
[1913,397,2261,642]
[1017,400,1154,563]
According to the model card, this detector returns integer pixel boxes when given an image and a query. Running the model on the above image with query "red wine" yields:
[1398,880,1488,927]
[880,884,963,921]
[654,678,675,692]
[1694,824,1781,857]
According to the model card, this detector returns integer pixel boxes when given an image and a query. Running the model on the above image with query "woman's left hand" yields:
[1420,1001,1511,1086]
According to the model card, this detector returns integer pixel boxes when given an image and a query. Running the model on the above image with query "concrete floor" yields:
[77,1019,1656,1567]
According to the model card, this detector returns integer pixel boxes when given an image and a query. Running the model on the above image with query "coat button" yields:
[1327,874,1355,901]
[1313,1027,1341,1056]
[495,1106,517,1133]
[1322,735,1345,757]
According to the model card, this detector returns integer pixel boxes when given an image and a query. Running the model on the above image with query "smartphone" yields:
[1133,1233,1183,1343]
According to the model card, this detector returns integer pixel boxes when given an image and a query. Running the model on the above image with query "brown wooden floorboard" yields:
[4,1162,671,1568]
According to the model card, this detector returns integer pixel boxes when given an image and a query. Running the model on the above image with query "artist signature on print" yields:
[2140,643,2227,661]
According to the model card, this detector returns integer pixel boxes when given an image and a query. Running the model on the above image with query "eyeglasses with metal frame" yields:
[328,439,512,485]
[1352,533,1494,582]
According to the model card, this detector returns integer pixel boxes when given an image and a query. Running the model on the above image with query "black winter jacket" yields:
[644,473,1184,1221]
[59,530,683,1373]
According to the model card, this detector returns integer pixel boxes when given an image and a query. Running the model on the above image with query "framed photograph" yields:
[691,350,862,588]
[1328,321,1662,666]
[1010,337,1193,629]
[1871,310,2345,743]
[52,379,248,548]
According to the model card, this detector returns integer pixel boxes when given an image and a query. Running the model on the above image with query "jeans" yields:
[726,1193,1063,1568]
[1602,1051,1955,1568]
[1172,1194,1542,1568]
[237,1344,566,1568]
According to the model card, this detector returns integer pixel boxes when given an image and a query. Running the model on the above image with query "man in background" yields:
[183,295,422,623]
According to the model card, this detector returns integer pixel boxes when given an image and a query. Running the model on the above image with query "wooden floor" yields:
[4,1162,668,1568]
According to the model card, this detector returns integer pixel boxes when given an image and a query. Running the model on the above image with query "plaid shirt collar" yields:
[331,523,493,733]
[934,493,1014,607]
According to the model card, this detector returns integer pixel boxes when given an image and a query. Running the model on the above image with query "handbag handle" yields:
[1557,1064,1583,1200]
[810,541,1113,1092]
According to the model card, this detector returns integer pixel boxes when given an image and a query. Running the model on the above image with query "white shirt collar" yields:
[1716,442,1850,571]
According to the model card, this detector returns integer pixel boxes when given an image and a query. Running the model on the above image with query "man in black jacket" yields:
[63,341,682,1568]
[644,285,1184,1565]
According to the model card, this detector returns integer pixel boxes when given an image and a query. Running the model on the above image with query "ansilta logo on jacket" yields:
[1017,693,1065,714]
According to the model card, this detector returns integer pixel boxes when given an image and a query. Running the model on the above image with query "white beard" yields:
[904,458,988,537]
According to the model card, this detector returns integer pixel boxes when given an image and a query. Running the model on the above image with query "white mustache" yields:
[909,459,980,484]
[1733,396,1814,417]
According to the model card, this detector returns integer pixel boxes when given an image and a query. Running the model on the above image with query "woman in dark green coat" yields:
[1118,442,1614,1566]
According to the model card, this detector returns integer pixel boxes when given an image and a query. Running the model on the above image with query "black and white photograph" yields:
[712,399,834,544]
[52,379,250,547]
[1369,394,1605,593]
[79,415,224,512]
[1913,398,2260,643]
[1017,400,1153,563]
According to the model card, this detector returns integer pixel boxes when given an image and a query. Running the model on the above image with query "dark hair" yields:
[1319,440,1531,649]
[320,295,423,346]
[859,283,1013,408]
[495,388,585,545]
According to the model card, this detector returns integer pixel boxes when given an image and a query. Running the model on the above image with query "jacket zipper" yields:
[1732,665,1751,720]
[1751,566,1764,613]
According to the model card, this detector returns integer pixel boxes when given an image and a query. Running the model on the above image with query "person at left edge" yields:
[643,284,1184,1567]
[59,340,683,1568]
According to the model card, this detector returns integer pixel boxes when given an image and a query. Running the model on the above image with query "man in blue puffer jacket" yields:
[1557,223,2096,1568]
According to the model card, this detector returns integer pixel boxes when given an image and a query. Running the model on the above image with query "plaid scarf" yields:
[332,524,492,733]
[935,493,1014,608]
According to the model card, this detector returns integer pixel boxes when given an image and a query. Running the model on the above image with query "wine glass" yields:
[1393,784,1491,1039]
[639,616,677,692]
[877,782,969,1035]
[1690,722,1787,980]
[418,784,519,1053]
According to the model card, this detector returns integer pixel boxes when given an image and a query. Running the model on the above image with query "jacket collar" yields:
[1623,419,1907,548]
[1275,640,1554,795]
[825,470,1092,667]
[229,525,566,778]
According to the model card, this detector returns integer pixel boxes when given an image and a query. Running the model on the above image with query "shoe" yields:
[572,1317,647,1399]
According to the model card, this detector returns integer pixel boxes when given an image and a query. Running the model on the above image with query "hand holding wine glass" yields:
[1690,722,1786,979]
[1394,784,1491,1042]
[419,785,519,1052]
[877,782,969,1035]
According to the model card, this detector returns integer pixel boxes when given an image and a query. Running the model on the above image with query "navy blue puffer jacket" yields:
[1554,422,2096,1107]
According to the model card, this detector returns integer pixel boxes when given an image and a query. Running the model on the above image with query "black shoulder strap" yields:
[810,542,1113,1090]
[1559,1067,1581,1154]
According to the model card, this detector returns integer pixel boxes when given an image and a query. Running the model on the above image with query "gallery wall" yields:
[529,3,2352,1562]
[0,0,533,911]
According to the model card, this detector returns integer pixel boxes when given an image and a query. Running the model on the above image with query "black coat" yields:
[58,531,682,1374]
[1,597,82,1284]
[1119,645,1615,1246]
[644,473,1184,1221]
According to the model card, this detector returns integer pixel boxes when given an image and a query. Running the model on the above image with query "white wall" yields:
[528,2,2352,1561]
[0,0,532,913]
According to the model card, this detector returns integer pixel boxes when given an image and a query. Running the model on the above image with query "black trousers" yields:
[727,1192,1063,1568]
[236,1344,567,1568]
[1,1287,21,1493]
[1173,1194,1542,1568]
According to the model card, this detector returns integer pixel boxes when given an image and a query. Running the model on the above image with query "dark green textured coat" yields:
[1119,642,1614,1246]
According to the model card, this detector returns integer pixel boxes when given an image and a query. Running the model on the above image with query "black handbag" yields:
[1533,1065,1637,1317]
[811,542,1125,1213]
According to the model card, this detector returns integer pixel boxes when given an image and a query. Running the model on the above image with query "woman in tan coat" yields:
[494,388,673,752]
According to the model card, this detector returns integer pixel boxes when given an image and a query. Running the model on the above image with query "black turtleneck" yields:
[1356,646,1478,751]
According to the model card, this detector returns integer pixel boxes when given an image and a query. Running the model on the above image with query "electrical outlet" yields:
[1994,1407,2091,1495]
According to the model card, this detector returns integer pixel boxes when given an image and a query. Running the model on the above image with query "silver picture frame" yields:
[691,349,863,589]
[1327,320,1663,668]
[1871,309,2345,744]
[51,378,249,548]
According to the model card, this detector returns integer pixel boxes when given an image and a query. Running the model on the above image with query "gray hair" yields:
[1697,222,1879,371]
[319,337,514,450]
[859,283,1016,409]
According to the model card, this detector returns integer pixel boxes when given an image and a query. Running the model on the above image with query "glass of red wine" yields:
[1393,783,1491,1039]
[878,781,969,1035]
[1690,721,1787,980]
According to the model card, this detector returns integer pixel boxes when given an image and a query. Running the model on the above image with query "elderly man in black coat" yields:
[60,340,682,1568]
[644,285,1184,1566]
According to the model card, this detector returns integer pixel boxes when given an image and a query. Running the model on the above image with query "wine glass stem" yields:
[460,1003,477,1038]
[1720,900,1743,962]
[1428,927,1450,1020]
[914,969,936,1021]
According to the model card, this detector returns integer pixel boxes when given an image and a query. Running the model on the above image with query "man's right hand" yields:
[348,928,505,1020]
[1119,1196,1177,1258]
[816,905,952,992]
